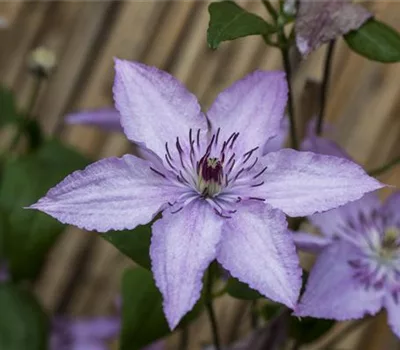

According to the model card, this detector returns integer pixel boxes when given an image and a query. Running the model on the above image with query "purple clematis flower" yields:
[295,0,372,56]
[66,108,123,133]
[51,316,120,350]
[30,59,383,329]
[295,190,400,338]
[294,136,400,337]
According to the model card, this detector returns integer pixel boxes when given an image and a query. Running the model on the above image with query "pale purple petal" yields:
[296,0,372,56]
[143,340,165,350]
[113,59,207,158]
[207,70,288,154]
[296,242,383,319]
[150,199,223,329]
[262,116,289,155]
[385,293,400,338]
[30,155,183,232]
[67,318,120,340]
[71,343,107,350]
[310,192,381,238]
[257,149,384,217]
[382,191,400,228]
[291,230,332,253]
[301,136,351,160]
[217,202,302,308]
[65,108,122,132]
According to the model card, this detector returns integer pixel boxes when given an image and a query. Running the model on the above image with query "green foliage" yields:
[289,317,335,344]
[207,1,274,49]
[120,267,204,349]
[226,277,262,300]
[120,267,170,350]
[102,225,152,270]
[345,19,400,63]
[0,139,89,281]
[0,86,18,127]
[0,283,49,350]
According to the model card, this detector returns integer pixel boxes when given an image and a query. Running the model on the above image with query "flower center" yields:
[380,227,400,260]
[198,157,223,197]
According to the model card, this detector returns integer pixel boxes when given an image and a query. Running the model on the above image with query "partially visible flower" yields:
[293,139,400,337]
[30,60,383,329]
[295,0,372,56]
[66,108,122,133]
[28,46,57,77]
[295,190,400,338]
[50,315,120,350]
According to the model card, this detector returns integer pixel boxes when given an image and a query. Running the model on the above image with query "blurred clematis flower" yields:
[295,0,372,56]
[66,108,123,133]
[50,316,120,350]
[295,190,400,338]
[294,136,400,337]
[30,60,383,329]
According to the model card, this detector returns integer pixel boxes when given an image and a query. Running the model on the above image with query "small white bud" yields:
[28,46,57,77]
[283,0,297,16]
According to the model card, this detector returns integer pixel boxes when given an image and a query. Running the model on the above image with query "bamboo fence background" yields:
[0,1,399,349]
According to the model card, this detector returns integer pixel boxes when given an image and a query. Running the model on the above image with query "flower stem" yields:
[262,0,278,20]
[250,300,259,330]
[320,318,370,349]
[280,45,298,149]
[205,265,221,350]
[178,325,189,350]
[9,74,42,152]
[369,155,400,176]
[316,40,336,136]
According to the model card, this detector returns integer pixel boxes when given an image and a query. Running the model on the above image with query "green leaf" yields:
[260,302,281,321]
[0,283,49,350]
[207,1,274,49]
[102,225,152,270]
[0,86,18,127]
[120,267,170,350]
[120,267,203,349]
[289,317,335,344]
[226,277,262,300]
[345,19,400,63]
[0,139,90,281]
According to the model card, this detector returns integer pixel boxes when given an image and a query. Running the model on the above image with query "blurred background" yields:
[0,1,399,349]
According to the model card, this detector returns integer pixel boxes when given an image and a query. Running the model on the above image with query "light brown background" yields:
[0,1,399,349]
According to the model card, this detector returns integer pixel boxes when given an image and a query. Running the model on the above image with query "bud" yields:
[28,46,57,77]
[283,0,297,17]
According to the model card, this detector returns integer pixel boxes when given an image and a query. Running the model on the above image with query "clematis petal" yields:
[207,70,288,154]
[385,293,400,338]
[301,136,351,160]
[113,59,207,158]
[382,191,400,228]
[72,342,107,350]
[66,108,122,132]
[310,192,381,237]
[296,242,383,319]
[296,0,372,56]
[150,199,223,329]
[291,230,332,253]
[262,116,289,155]
[29,155,182,232]
[257,149,384,217]
[217,202,302,308]
[59,317,120,341]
